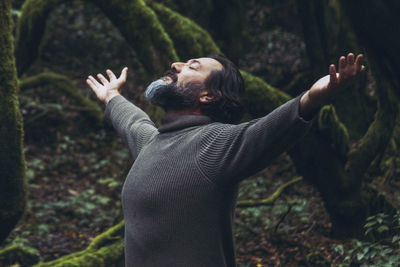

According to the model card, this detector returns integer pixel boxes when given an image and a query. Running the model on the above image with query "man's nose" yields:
[171,62,184,73]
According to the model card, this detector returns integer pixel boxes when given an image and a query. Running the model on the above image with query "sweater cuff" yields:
[296,91,316,123]
[104,95,126,119]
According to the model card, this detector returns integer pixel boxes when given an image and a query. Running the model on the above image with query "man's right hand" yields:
[86,67,128,104]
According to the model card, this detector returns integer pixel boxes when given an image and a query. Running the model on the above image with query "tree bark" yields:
[0,0,27,244]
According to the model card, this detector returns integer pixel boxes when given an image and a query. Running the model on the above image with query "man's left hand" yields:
[300,53,366,119]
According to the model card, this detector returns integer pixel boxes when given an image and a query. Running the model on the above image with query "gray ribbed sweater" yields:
[105,94,311,267]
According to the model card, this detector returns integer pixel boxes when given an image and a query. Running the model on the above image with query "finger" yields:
[355,54,364,72]
[106,69,117,81]
[88,75,102,88]
[347,53,355,65]
[97,73,109,84]
[86,78,98,91]
[338,56,346,74]
[329,64,337,85]
[119,67,128,83]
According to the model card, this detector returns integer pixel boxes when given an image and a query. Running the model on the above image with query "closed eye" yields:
[187,59,201,70]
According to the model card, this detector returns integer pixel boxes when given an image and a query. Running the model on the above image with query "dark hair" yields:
[201,54,245,123]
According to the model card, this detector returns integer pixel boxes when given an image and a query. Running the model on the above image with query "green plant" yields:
[336,212,400,266]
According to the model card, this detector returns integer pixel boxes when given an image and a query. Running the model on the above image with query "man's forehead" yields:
[195,57,223,71]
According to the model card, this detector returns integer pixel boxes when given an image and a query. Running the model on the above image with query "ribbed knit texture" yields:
[105,94,311,267]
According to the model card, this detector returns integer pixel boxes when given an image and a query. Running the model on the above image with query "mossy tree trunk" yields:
[0,0,27,244]
[290,0,400,237]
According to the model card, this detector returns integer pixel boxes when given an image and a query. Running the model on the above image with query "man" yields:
[86,53,365,266]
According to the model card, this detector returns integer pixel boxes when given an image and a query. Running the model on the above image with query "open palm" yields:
[86,67,128,103]
[309,53,365,104]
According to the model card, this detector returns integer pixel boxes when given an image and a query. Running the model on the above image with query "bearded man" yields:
[86,53,365,266]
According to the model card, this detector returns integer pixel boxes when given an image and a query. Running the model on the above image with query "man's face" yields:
[145,57,223,111]
[169,57,223,87]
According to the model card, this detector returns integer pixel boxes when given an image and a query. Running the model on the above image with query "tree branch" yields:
[148,2,221,60]
[34,221,124,267]
[236,177,303,208]
[87,0,179,75]
[20,72,104,124]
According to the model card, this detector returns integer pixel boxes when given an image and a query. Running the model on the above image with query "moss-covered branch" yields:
[34,221,124,267]
[15,0,67,76]
[0,244,39,266]
[0,0,27,244]
[148,1,221,60]
[346,76,398,179]
[87,0,178,75]
[20,72,104,124]
[237,177,303,208]
[240,71,291,117]
[317,105,349,159]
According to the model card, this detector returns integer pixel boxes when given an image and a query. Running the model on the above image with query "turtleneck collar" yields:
[158,113,213,133]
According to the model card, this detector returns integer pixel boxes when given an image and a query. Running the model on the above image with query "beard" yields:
[145,70,204,111]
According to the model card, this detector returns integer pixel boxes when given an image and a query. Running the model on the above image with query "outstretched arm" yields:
[300,53,366,119]
[86,67,157,158]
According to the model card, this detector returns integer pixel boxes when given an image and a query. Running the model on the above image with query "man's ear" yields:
[199,91,215,103]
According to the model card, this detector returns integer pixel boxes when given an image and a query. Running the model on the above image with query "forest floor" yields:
[3,0,400,266]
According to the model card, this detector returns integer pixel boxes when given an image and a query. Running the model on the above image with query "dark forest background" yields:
[1,0,400,266]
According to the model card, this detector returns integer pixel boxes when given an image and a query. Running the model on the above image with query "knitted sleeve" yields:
[197,93,312,186]
[105,95,158,158]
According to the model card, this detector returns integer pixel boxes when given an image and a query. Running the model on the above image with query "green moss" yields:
[346,73,398,178]
[20,72,104,124]
[15,0,66,76]
[148,1,221,60]
[237,177,302,207]
[0,244,39,266]
[0,0,27,243]
[16,0,178,76]
[317,105,350,158]
[88,0,178,76]
[35,221,125,267]
[240,71,291,118]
